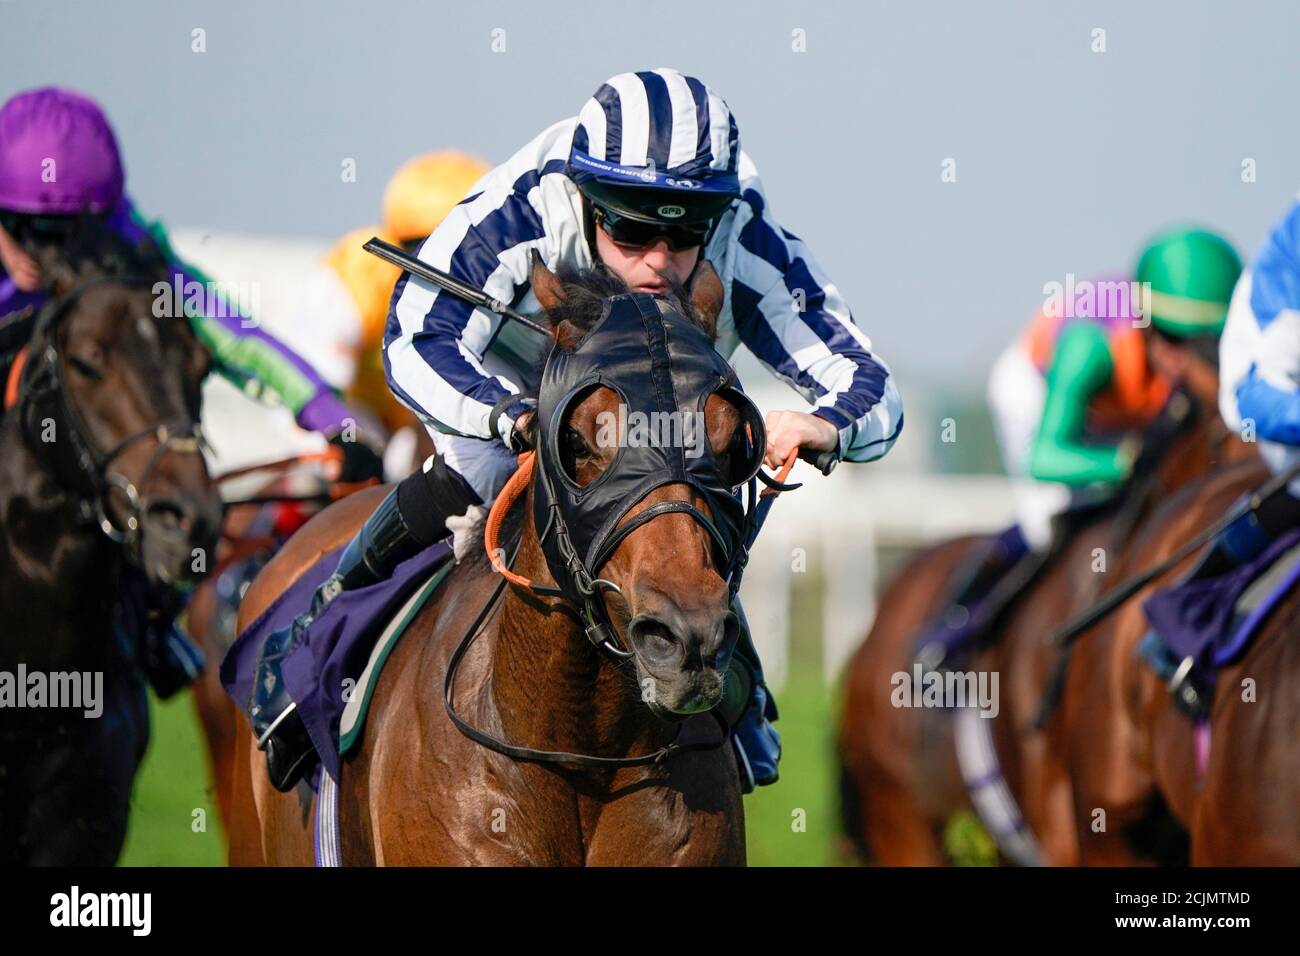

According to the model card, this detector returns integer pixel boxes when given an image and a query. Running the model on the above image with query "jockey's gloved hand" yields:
[327,427,385,484]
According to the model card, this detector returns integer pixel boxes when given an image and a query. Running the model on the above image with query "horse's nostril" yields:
[146,501,190,534]
[628,616,681,664]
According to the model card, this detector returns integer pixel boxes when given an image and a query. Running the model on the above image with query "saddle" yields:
[1141,530,1300,721]
[220,539,455,786]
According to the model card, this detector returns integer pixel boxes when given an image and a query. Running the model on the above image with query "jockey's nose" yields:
[628,603,740,672]
[639,239,673,267]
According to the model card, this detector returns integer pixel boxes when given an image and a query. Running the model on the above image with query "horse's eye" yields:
[564,426,589,457]
[68,355,104,381]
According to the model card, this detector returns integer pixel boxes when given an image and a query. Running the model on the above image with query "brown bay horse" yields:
[0,278,221,864]
[228,260,759,865]
[1059,455,1278,864]
[1193,532,1300,864]
[838,387,1251,865]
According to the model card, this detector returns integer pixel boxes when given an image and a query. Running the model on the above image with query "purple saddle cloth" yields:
[220,540,454,782]
[1144,528,1300,683]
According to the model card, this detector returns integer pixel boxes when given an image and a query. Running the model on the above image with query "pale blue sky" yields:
[4,0,1299,385]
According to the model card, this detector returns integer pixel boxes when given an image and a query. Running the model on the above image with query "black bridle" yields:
[16,277,207,564]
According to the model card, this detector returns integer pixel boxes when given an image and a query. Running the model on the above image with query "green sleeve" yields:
[1028,322,1129,486]
[133,210,325,416]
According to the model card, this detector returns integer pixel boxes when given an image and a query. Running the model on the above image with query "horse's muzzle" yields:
[138,492,222,588]
[628,605,739,714]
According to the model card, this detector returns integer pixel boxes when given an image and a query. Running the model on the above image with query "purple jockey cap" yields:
[0,87,125,215]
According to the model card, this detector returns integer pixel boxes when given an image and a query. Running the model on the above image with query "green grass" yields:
[742,658,848,866]
[118,691,224,866]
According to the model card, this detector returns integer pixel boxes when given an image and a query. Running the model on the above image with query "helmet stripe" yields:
[576,96,606,161]
[592,83,622,164]
[706,90,733,172]
[683,75,713,173]
[656,68,700,170]
[1145,289,1230,327]
[637,70,674,170]
[606,73,650,168]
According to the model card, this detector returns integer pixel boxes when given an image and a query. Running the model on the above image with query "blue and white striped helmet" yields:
[568,68,741,225]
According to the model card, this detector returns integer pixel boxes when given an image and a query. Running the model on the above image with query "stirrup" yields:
[255,701,300,751]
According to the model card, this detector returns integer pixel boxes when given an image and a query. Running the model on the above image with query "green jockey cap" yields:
[1135,227,1242,338]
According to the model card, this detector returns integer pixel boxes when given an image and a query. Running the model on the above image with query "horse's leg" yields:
[583,748,746,866]
[226,715,267,866]
[837,538,984,865]
[992,585,1080,867]
[24,679,148,865]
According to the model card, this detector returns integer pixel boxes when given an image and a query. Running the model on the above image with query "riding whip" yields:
[362,236,552,337]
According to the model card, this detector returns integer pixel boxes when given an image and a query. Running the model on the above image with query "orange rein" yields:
[483,447,801,591]
[3,345,28,412]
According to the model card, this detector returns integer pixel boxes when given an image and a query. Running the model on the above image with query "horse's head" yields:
[524,255,763,717]
[18,278,222,589]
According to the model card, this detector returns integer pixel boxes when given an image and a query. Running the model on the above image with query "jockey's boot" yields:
[1179,485,1300,584]
[143,622,207,699]
[720,598,781,794]
[250,456,479,791]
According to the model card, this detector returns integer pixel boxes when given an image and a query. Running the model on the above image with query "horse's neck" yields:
[489,506,671,763]
[1157,401,1242,494]
[0,419,117,663]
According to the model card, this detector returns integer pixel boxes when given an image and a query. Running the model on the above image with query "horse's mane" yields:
[541,263,719,350]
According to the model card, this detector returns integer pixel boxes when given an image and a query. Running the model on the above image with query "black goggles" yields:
[591,203,712,252]
[0,210,82,244]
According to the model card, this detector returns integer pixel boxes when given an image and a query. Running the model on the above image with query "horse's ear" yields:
[688,259,724,339]
[530,249,566,315]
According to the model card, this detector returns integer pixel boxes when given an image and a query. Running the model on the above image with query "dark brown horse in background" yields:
[837,384,1252,865]
[0,278,222,864]
[227,259,753,865]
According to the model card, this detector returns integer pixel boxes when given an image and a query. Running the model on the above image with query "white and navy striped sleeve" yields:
[724,164,903,463]
[383,122,575,441]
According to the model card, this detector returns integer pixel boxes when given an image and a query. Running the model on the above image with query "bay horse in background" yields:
[227,259,760,865]
[837,382,1254,865]
[1058,455,1282,864]
[0,277,222,864]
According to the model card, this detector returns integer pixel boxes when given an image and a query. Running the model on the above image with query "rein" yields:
[440,447,804,770]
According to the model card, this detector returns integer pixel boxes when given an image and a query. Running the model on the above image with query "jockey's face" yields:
[0,219,42,292]
[594,224,701,294]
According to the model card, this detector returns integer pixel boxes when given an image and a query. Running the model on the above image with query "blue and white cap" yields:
[568,68,741,224]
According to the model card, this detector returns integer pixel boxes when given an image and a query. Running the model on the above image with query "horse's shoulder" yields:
[235,484,390,634]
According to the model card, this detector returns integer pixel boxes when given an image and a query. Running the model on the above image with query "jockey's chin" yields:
[594,227,700,293]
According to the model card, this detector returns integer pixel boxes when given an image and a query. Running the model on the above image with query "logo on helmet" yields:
[657,205,686,219]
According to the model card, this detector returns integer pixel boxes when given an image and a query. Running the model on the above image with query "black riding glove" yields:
[327,429,385,484]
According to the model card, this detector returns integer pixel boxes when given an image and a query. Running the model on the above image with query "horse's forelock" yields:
[539,264,717,356]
